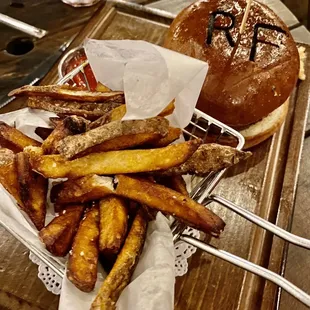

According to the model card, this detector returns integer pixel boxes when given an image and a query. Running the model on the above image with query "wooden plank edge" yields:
[261,43,310,310]
[237,86,298,309]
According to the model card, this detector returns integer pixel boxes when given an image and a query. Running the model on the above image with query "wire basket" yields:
[56,47,310,307]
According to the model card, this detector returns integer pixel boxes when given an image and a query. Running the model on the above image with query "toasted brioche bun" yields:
[164,0,299,129]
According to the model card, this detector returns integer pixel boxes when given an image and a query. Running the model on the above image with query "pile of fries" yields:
[0,83,250,309]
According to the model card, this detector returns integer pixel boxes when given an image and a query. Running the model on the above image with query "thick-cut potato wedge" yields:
[91,209,147,310]
[99,196,128,256]
[42,116,89,154]
[9,85,124,103]
[57,117,169,159]
[90,100,175,129]
[67,206,100,292]
[51,175,114,204]
[158,144,251,176]
[115,175,225,236]
[96,82,112,92]
[23,145,44,157]
[16,152,48,230]
[89,105,126,129]
[148,127,181,148]
[35,127,53,140]
[39,204,84,256]
[157,175,188,196]
[29,140,201,179]
[0,148,23,206]
[0,121,41,152]
[0,138,21,153]
[49,117,63,128]
[28,96,122,121]
[79,133,161,157]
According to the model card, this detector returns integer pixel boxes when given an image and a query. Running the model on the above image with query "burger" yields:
[164,0,300,148]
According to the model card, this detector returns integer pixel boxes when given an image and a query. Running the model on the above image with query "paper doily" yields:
[29,227,200,295]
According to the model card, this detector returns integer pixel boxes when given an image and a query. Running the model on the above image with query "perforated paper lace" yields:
[29,226,200,295]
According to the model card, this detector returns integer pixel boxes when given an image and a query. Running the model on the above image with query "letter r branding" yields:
[206,11,236,47]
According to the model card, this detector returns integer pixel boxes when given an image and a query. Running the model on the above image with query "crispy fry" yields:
[78,133,162,157]
[89,105,126,129]
[23,145,44,157]
[158,144,251,176]
[51,175,114,204]
[42,116,89,154]
[115,175,225,236]
[29,140,201,179]
[28,96,122,120]
[91,209,147,310]
[96,82,112,92]
[161,100,176,117]
[16,152,48,230]
[0,121,41,152]
[49,117,63,127]
[90,100,175,129]
[39,204,84,256]
[157,175,188,196]
[9,85,124,103]
[148,127,181,148]
[67,206,100,292]
[99,196,128,257]
[35,127,53,140]
[57,117,169,159]
[0,149,22,206]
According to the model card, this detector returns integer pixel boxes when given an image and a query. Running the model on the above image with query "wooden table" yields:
[0,1,309,310]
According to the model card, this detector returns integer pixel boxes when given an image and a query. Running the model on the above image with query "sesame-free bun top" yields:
[164,0,299,127]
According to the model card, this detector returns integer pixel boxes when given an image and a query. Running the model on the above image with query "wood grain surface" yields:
[0,0,100,98]
[0,1,310,310]
[279,138,310,310]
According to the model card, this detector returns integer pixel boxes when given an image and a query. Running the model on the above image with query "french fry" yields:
[0,121,41,152]
[0,148,23,206]
[28,140,201,179]
[39,204,84,256]
[158,144,251,176]
[90,100,175,129]
[96,82,112,92]
[91,209,147,310]
[51,175,114,204]
[157,175,188,196]
[9,85,124,103]
[57,117,169,159]
[0,140,19,153]
[67,206,100,292]
[35,127,53,141]
[16,152,48,230]
[42,116,89,154]
[28,96,122,121]
[53,201,92,213]
[99,196,128,257]
[148,127,181,148]
[49,117,64,127]
[115,175,225,236]
[78,133,162,157]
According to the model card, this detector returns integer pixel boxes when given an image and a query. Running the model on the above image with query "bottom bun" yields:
[240,98,289,149]
[194,99,289,149]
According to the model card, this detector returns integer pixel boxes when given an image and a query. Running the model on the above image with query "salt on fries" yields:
[0,84,250,308]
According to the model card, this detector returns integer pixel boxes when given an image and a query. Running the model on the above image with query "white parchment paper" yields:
[0,110,176,310]
[59,213,175,310]
[84,39,208,128]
